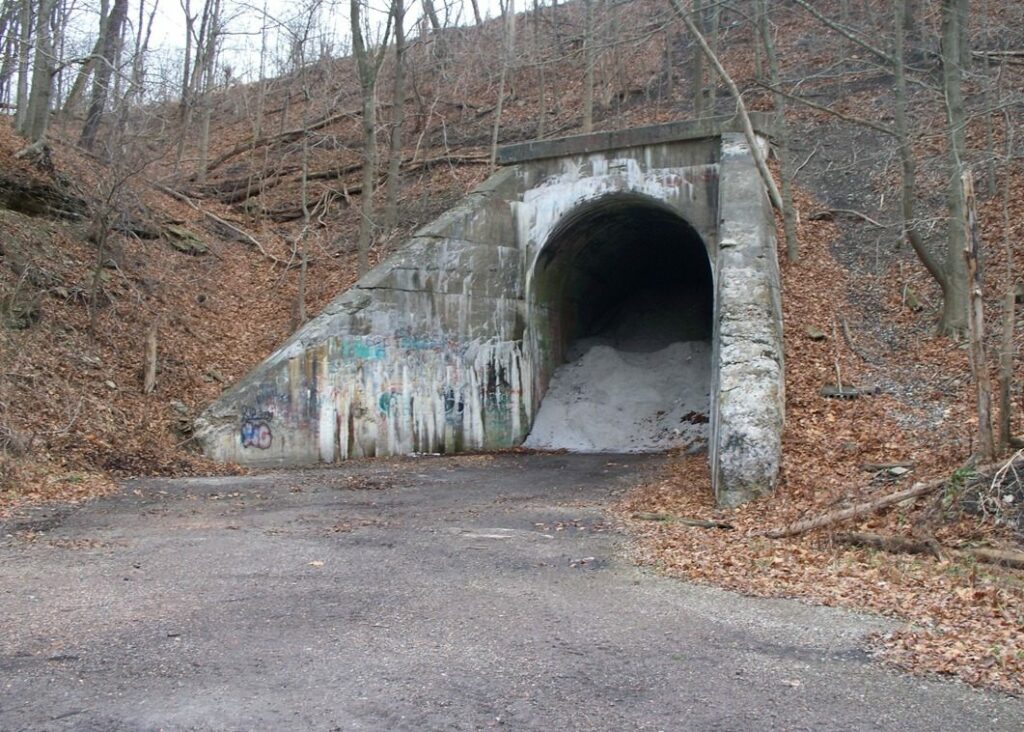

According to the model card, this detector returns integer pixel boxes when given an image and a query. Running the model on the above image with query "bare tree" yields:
[17,0,57,142]
[758,0,797,262]
[385,0,406,230]
[939,0,969,335]
[80,0,128,150]
[581,0,594,132]
[351,0,393,274]
[490,0,515,165]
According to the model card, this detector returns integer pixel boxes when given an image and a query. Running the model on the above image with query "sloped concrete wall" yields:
[195,121,785,506]
[195,167,530,466]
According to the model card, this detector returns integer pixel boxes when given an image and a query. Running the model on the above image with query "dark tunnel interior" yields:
[532,194,714,362]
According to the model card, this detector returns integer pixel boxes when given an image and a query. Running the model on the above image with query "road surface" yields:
[1,453,1021,731]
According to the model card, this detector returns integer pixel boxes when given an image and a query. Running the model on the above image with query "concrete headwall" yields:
[195,119,785,506]
[710,133,785,507]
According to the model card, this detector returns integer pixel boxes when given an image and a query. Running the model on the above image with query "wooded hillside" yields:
[1,0,1023,693]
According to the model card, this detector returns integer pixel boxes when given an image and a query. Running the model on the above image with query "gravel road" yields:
[1,453,1021,731]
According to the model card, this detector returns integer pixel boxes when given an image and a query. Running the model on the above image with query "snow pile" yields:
[524,338,711,453]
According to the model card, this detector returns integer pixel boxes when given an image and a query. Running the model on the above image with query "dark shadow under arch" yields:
[529,193,713,370]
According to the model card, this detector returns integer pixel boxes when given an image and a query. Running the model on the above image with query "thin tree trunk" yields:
[582,0,594,133]
[143,318,158,394]
[963,172,994,462]
[534,0,546,138]
[194,0,221,181]
[759,0,797,262]
[468,0,481,25]
[998,288,1015,451]
[669,0,783,212]
[385,0,405,230]
[691,0,704,117]
[490,0,514,166]
[705,0,719,110]
[893,0,945,286]
[351,0,393,275]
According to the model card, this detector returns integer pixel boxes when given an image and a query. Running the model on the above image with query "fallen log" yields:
[763,460,1007,539]
[962,547,1024,570]
[835,531,942,558]
[205,108,362,173]
[835,532,1024,570]
[763,478,949,539]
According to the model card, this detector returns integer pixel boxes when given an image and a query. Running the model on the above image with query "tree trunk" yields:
[19,0,56,142]
[582,0,594,133]
[351,0,393,275]
[759,0,797,262]
[421,0,440,31]
[669,0,783,212]
[385,0,405,230]
[939,0,969,335]
[691,0,704,117]
[998,288,1015,451]
[14,0,31,131]
[490,0,515,166]
[894,0,946,290]
[61,0,108,117]
[963,172,995,462]
[80,0,127,150]
[143,318,158,394]
[534,0,546,138]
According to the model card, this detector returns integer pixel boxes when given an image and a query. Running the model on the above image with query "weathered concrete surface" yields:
[711,133,786,507]
[2,454,1021,731]
[196,122,785,506]
[497,112,775,164]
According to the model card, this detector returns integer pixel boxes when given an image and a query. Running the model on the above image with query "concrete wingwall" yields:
[195,121,784,506]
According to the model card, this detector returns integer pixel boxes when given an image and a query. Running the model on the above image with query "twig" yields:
[794,144,819,176]
[840,316,871,362]
[832,317,843,391]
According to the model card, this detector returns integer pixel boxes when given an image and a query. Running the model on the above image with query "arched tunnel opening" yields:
[523,194,714,453]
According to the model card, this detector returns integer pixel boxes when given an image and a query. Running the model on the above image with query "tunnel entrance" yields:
[524,194,714,453]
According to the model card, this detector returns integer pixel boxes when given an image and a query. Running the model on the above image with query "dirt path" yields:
[1,454,1021,731]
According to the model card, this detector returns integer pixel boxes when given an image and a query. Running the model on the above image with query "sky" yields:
[138,0,507,82]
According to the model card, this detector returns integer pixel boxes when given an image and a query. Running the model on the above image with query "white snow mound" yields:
[524,339,711,453]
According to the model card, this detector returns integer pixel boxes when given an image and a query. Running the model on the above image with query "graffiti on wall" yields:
[240,408,274,449]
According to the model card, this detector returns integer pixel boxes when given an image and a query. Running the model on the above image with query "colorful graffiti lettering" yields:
[241,421,273,449]
[240,408,273,449]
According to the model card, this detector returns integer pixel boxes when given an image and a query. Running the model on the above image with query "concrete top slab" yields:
[497,113,776,165]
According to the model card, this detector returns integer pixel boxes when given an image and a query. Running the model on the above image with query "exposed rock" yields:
[164,225,208,255]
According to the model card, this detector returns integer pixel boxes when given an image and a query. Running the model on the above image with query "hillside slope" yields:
[1,0,1023,693]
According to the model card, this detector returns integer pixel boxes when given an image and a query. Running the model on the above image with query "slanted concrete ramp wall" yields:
[195,117,784,506]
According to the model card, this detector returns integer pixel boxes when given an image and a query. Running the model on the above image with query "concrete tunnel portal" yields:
[523,194,715,453]
[195,122,785,507]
